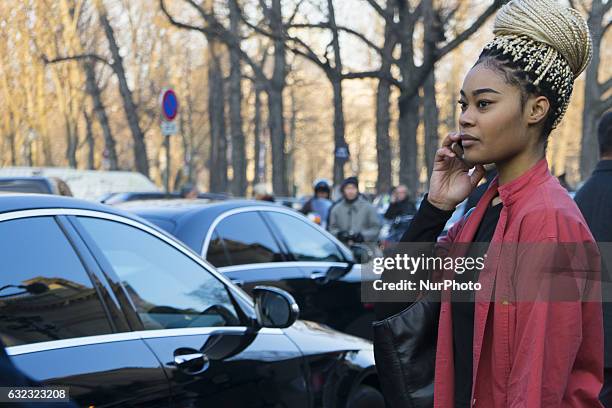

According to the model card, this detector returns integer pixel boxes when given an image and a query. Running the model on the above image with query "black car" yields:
[100,191,230,205]
[0,194,383,407]
[124,200,377,340]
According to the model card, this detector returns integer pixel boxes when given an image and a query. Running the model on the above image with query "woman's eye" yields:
[477,100,491,109]
[457,100,467,111]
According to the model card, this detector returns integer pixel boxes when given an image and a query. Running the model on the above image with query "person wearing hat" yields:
[328,176,381,245]
[300,179,333,228]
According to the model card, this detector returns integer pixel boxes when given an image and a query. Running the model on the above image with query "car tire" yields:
[347,385,385,408]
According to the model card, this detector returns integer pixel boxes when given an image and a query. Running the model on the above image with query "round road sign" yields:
[161,89,179,121]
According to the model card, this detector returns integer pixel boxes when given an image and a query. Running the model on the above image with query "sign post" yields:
[160,88,179,194]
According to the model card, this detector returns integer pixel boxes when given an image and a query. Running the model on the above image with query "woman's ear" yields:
[526,96,550,125]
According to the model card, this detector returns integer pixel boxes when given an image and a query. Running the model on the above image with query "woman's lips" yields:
[461,139,479,147]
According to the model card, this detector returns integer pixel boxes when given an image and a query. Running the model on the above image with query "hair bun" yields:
[492,0,592,78]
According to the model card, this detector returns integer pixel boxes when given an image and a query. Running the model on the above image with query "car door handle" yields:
[310,271,329,284]
[173,351,210,374]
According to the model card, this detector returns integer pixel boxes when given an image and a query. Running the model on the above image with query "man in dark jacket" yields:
[384,184,416,220]
[574,110,612,406]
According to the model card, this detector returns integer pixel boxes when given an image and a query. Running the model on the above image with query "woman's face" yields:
[458,63,536,165]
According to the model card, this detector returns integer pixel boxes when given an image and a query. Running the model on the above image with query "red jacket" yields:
[433,159,604,407]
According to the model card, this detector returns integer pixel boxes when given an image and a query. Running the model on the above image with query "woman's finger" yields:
[469,164,487,188]
[435,147,455,162]
[441,132,461,148]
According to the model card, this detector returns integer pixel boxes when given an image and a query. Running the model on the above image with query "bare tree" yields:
[82,59,118,169]
[95,0,149,176]
[160,0,292,195]
[208,37,229,193]
[43,0,150,175]
[363,0,506,193]
[577,0,611,179]
[83,108,95,169]
[373,0,397,194]
[228,0,247,195]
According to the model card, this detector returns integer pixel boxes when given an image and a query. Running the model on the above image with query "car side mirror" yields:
[350,243,374,264]
[252,286,299,329]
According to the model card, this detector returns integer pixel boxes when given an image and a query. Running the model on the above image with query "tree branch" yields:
[601,94,612,114]
[288,23,383,56]
[342,71,402,88]
[437,0,507,59]
[601,76,612,93]
[41,53,112,68]
[287,0,306,25]
[363,0,388,20]
[160,0,270,89]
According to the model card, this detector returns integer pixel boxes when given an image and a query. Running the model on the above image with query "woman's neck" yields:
[496,149,545,186]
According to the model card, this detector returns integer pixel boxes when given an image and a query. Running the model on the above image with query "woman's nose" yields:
[459,111,475,129]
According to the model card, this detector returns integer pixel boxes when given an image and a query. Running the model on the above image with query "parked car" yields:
[124,200,378,340]
[0,167,159,201]
[101,191,230,205]
[0,176,73,196]
[0,194,383,408]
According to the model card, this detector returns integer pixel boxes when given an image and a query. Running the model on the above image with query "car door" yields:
[0,214,170,407]
[73,215,310,408]
[263,211,374,339]
[205,210,312,309]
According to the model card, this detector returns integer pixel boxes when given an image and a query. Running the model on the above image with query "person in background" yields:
[300,178,333,228]
[253,183,275,202]
[328,176,381,245]
[575,110,612,406]
[384,184,416,220]
[557,172,572,191]
[179,182,199,199]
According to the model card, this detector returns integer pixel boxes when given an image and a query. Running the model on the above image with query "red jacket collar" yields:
[487,158,551,207]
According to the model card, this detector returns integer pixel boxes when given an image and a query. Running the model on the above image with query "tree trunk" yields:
[268,86,287,196]
[228,0,246,196]
[97,3,149,176]
[83,60,118,170]
[396,0,420,194]
[8,112,16,165]
[208,44,228,193]
[398,93,420,193]
[331,77,347,185]
[376,76,392,194]
[423,70,440,183]
[65,115,78,168]
[268,0,288,196]
[287,87,298,195]
[327,0,347,186]
[253,85,264,185]
[580,0,610,179]
[375,1,396,194]
[83,109,95,169]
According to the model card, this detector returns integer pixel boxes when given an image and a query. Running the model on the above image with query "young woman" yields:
[377,0,603,407]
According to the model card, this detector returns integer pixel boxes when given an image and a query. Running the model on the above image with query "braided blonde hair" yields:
[478,0,592,131]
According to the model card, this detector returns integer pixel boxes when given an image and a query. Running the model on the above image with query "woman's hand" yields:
[427,133,486,211]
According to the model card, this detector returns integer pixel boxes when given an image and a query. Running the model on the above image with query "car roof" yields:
[0,193,138,220]
[124,199,301,252]
[124,199,284,219]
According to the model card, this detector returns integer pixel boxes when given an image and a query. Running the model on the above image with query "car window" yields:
[0,217,111,347]
[266,212,344,262]
[210,212,283,266]
[77,217,241,330]
[207,231,231,267]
